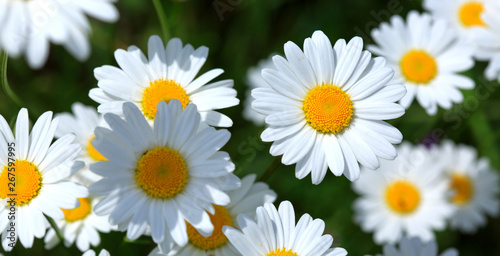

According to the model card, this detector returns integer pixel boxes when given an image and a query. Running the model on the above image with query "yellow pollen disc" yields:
[450,173,474,205]
[302,84,353,134]
[135,147,188,199]
[87,136,107,161]
[61,198,92,222]
[400,50,438,84]
[459,2,485,27]
[385,181,421,214]
[187,205,233,250]
[0,160,42,206]
[266,248,299,256]
[141,78,189,120]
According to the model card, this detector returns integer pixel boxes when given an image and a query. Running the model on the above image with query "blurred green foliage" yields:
[2,0,500,255]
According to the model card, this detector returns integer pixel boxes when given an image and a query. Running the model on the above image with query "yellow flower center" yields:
[187,205,233,250]
[141,78,190,120]
[266,248,299,256]
[400,50,438,84]
[87,136,107,161]
[385,181,421,214]
[458,2,485,27]
[135,147,188,199]
[61,198,92,222]
[302,84,353,134]
[0,160,42,206]
[450,173,474,205]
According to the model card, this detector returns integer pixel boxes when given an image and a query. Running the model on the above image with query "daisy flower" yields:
[90,35,239,127]
[436,140,499,233]
[424,0,487,51]
[222,200,347,256]
[89,100,241,252]
[55,102,106,187]
[0,108,88,251]
[374,237,458,256]
[368,11,475,115]
[0,0,119,69]
[352,143,454,244]
[252,30,405,184]
[149,174,277,255]
[243,56,274,126]
[83,249,110,256]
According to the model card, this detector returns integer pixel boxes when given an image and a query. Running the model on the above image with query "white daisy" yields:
[252,30,405,184]
[368,11,475,115]
[424,0,486,51]
[436,140,499,233]
[222,200,347,256]
[352,142,454,244]
[55,102,106,187]
[243,56,274,126]
[0,108,88,251]
[149,174,277,255]
[90,35,239,127]
[89,100,241,252]
[375,237,458,256]
[83,249,110,256]
[0,0,119,69]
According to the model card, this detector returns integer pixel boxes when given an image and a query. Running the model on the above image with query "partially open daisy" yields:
[90,35,239,127]
[89,100,241,252]
[0,108,88,251]
[436,140,499,233]
[0,0,119,69]
[243,56,274,126]
[368,11,475,115]
[55,103,107,187]
[374,237,458,256]
[223,201,347,256]
[252,30,405,184]
[352,143,454,244]
[424,0,487,51]
[149,174,277,255]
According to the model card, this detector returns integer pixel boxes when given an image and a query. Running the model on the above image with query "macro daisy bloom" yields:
[374,237,458,256]
[222,200,347,256]
[149,174,277,255]
[352,143,454,244]
[55,103,106,187]
[0,0,119,69]
[83,249,110,256]
[436,140,499,233]
[89,100,241,252]
[424,0,486,50]
[243,56,274,126]
[90,35,239,127]
[368,11,475,115]
[0,108,88,251]
[252,30,405,184]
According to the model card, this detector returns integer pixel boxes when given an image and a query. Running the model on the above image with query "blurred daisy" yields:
[83,249,110,256]
[90,35,239,127]
[424,0,486,49]
[149,174,277,255]
[369,11,475,115]
[0,0,119,69]
[243,56,274,125]
[223,201,347,256]
[0,108,88,251]
[375,237,458,256]
[252,30,405,184]
[55,103,106,187]
[89,100,240,252]
[436,140,499,233]
[352,143,454,244]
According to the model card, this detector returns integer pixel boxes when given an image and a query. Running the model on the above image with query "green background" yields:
[2,0,500,255]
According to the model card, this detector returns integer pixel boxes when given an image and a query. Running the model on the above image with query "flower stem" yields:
[0,51,24,110]
[258,157,282,182]
[152,0,170,41]
[45,215,76,255]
